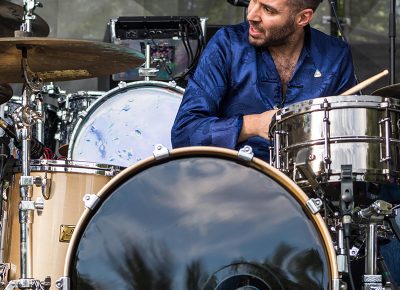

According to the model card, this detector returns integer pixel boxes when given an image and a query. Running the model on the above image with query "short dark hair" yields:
[289,0,321,12]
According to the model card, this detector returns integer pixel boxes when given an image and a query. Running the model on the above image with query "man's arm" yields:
[238,109,278,143]
[171,28,244,149]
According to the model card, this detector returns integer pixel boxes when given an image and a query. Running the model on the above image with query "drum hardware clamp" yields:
[82,194,100,210]
[238,145,254,161]
[153,144,170,160]
[4,278,47,290]
[55,277,69,290]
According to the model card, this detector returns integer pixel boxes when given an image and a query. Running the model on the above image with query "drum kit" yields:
[0,1,399,290]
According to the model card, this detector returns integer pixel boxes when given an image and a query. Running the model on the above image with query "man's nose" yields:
[247,3,261,22]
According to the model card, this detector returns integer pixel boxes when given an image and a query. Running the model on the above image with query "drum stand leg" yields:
[4,38,48,290]
[362,222,383,290]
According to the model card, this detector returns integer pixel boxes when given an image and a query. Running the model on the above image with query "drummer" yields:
[171,0,400,285]
[171,0,356,162]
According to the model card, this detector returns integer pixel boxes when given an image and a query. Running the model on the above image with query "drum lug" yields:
[238,145,254,161]
[33,174,51,200]
[153,144,170,160]
[117,81,127,89]
[55,277,70,290]
[306,198,323,214]
[83,194,100,210]
[379,117,392,163]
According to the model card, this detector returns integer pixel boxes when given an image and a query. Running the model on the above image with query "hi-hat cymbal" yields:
[372,83,400,98]
[0,0,50,37]
[0,37,145,83]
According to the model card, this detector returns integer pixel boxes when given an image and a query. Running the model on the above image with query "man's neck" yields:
[268,28,305,59]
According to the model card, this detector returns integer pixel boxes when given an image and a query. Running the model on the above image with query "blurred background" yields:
[5,0,400,95]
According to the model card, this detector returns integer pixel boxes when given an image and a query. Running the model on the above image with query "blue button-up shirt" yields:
[171,22,357,161]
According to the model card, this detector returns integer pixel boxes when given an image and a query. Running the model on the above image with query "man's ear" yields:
[296,8,314,27]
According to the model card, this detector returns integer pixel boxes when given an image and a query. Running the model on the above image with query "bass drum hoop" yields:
[62,146,339,286]
[66,80,185,161]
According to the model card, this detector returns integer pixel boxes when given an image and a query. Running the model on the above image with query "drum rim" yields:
[271,95,400,126]
[67,80,185,161]
[63,146,339,285]
[13,159,123,176]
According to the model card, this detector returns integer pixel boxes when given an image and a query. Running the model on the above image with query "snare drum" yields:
[60,147,339,290]
[1,160,121,287]
[68,81,184,167]
[270,95,400,190]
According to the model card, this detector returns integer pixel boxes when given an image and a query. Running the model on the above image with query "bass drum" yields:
[60,147,339,290]
[68,81,184,167]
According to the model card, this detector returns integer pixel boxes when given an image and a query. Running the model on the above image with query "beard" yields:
[248,16,297,48]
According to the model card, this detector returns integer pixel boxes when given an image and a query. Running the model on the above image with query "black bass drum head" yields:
[64,147,336,290]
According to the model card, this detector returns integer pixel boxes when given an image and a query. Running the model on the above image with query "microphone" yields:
[0,84,13,105]
[0,117,44,159]
[227,0,249,7]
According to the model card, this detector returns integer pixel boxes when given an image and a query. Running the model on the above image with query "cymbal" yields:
[372,83,400,98]
[0,37,145,83]
[0,0,50,37]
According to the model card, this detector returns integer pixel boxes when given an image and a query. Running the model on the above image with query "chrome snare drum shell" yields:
[270,95,400,195]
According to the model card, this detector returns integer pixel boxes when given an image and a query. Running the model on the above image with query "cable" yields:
[345,237,356,290]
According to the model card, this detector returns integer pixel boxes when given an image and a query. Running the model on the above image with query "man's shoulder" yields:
[310,27,349,50]
[212,22,248,44]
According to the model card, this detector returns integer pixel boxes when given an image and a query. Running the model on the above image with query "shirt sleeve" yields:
[171,28,243,149]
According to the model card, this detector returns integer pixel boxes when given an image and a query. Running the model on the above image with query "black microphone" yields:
[0,117,44,159]
[0,84,13,105]
[227,0,249,7]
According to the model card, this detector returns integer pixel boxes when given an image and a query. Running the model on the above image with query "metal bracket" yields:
[153,144,169,160]
[5,278,45,290]
[363,274,383,290]
[83,194,100,210]
[138,67,159,77]
[35,197,44,215]
[19,175,33,186]
[238,145,254,161]
[55,277,70,290]
[340,165,354,216]
[20,200,35,210]
[306,198,323,214]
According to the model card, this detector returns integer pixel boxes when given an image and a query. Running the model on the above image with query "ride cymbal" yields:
[372,83,400,98]
[0,37,145,83]
[0,0,49,37]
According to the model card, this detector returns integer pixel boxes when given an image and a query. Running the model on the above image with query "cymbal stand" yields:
[357,200,393,290]
[138,43,158,81]
[4,47,46,290]
[15,0,43,37]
